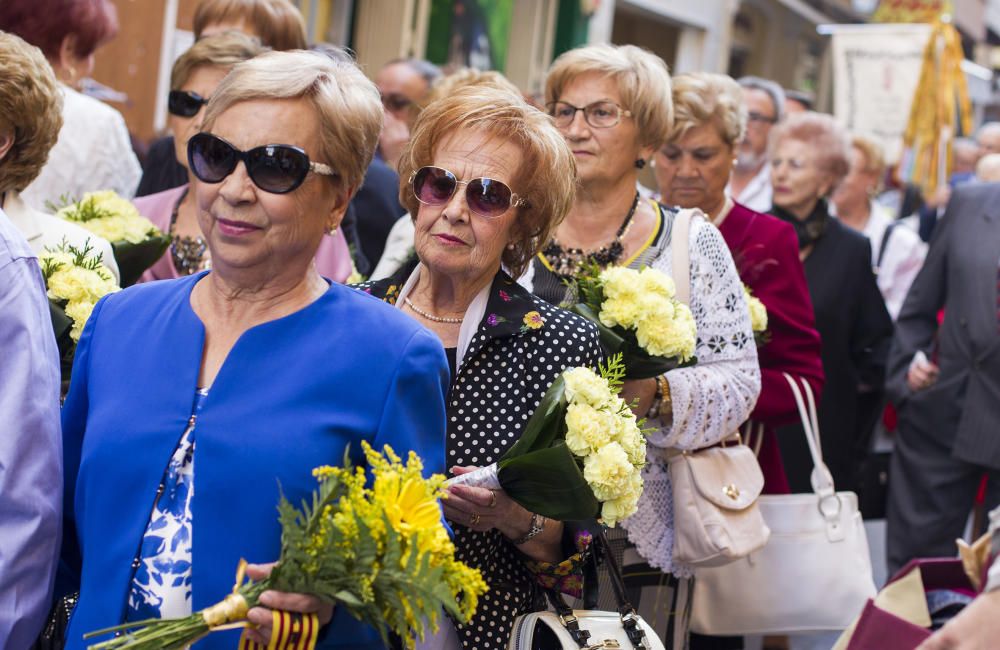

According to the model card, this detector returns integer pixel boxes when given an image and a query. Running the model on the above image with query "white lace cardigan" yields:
[525,212,761,575]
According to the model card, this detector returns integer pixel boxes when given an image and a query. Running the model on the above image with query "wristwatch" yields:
[512,512,546,545]
[646,375,672,420]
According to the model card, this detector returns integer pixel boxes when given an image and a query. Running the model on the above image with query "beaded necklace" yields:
[169,188,210,276]
[541,191,640,279]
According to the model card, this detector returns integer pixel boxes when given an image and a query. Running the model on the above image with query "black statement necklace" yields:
[542,191,640,280]
[169,187,210,276]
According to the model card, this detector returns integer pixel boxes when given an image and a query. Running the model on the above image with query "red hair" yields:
[0,0,118,62]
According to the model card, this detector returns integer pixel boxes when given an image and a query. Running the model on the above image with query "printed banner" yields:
[831,24,932,164]
[871,0,951,24]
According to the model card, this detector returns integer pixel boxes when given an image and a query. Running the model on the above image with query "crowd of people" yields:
[2,0,999,649]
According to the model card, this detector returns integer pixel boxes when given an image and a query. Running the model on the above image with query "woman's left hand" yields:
[443,466,531,539]
[243,563,335,646]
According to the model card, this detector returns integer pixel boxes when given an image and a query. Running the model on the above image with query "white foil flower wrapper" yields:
[443,463,501,490]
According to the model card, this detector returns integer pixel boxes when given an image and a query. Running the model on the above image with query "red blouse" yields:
[716,201,825,493]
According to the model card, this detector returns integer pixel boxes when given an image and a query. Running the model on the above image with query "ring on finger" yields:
[470,512,481,526]
[488,490,497,508]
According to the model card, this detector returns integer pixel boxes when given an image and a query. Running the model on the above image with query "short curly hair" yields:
[170,30,267,90]
[399,83,576,279]
[545,43,673,151]
[0,31,63,193]
[769,112,851,185]
[202,50,382,198]
[670,72,747,148]
[193,0,306,51]
[0,0,117,61]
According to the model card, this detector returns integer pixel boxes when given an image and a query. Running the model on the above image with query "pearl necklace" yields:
[404,297,464,324]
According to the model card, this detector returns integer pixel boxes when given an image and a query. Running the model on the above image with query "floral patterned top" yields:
[126,389,207,621]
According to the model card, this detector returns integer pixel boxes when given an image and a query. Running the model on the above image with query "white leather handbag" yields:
[688,374,877,635]
[508,529,665,650]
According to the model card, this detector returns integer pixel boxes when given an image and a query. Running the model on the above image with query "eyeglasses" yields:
[187,132,336,194]
[381,92,413,113]
[747,111,778,125]
[409,166,527,218]
[546,100,633,129]
[168,90,209,118]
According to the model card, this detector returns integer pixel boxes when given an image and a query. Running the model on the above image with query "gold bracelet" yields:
[659,376,672,416]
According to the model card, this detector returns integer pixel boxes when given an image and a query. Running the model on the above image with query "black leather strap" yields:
[541,524,652,649]
[593,528,648,648]
[545,589,592,648]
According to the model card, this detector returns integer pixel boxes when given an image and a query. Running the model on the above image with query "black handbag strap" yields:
[875,220,898,272]
[544,525,650,649]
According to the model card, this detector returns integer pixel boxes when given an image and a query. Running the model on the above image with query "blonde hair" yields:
[399,84,576,279]
[850,135,885,175]
[670,72,746,147]
[193,0,306,51]
[201,50,382,196]
[0,31,63,193]
[545,43,673,150]
[170,30,267,90]
[769,112,851,183]
[427,68,521,106]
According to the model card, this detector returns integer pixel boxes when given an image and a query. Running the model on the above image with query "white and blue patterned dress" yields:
[126,389,207,621]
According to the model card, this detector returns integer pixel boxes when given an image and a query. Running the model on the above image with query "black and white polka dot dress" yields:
[358,271,603,649]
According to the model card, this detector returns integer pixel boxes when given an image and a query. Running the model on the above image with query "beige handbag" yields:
[664,208,771,567]
[668,440,770,566]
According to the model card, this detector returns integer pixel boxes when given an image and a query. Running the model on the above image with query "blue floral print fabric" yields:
[126,389,207,621]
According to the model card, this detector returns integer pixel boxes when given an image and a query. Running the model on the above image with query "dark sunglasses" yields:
[187,132,336,194]
[168,90,209,118]
[409,166,527,218]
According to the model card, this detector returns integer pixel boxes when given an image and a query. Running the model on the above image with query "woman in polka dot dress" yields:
[357,83,604,648]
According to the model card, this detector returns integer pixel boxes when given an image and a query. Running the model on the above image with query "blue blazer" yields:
[61,272,449,649]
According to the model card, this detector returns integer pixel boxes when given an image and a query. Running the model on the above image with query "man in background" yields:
[730,76,785,213]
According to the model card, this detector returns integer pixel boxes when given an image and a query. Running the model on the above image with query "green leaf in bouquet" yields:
[497,443,599,521]
[570,303,626,355]
[112,234,171,287]
[617,330,697,379]
[501,375,567,460]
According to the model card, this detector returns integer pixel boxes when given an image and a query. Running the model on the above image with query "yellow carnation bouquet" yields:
[41,240,120,388]
[54,191,169,286]
[744,284,769,346]
[569,265,697,379]
[40,240,120,342]
[447,355,645,526]
[84,443,487,650]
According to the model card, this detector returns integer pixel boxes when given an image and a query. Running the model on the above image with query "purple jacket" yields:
[135,184,354,283]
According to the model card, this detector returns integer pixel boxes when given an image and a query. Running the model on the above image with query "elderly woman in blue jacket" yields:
[60,51,449,649]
